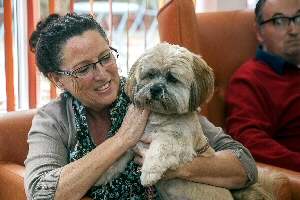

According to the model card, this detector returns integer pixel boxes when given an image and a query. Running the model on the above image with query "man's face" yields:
[256,0,300,64]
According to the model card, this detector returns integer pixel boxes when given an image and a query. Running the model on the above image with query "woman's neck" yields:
[86,106,110,120]
[86,107,111,145]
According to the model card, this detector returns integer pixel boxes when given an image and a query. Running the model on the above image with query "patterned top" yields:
[68,77,159,199]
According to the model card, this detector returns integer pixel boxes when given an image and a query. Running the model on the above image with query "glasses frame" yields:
[259,15,300,29]
[56,46,119,78]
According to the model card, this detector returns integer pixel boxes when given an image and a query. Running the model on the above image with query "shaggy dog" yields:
[95,43,288,200]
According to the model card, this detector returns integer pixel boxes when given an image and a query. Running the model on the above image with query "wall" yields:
[196,0,248,12]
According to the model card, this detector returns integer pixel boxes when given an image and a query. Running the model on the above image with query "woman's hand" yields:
[117,104,150,147]
[133,145,147,166]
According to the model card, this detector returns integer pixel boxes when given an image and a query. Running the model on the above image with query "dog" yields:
[95,42,289,200]
[124,42,234,199]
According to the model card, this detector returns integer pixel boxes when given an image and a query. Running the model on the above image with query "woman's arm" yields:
[134,111,258,189]
[135,147,249,189]
[162,151,249,189]
[55,105,149,200]
[193,113,258,188]
[25,105,149,200]
[54,134,133,199]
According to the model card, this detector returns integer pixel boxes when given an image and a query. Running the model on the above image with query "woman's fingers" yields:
[117,105,150,146]
[134,155,143,166]
[133,147,147,166]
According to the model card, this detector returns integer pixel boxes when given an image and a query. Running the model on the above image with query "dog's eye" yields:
[147,72,155,79]
[166,73,178,84]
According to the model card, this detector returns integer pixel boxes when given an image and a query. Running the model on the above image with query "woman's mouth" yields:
[95,81,111,91]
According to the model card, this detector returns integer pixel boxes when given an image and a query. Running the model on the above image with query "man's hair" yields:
[255,0,267,25]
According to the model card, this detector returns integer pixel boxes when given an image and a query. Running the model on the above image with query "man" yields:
[226,0,300,172]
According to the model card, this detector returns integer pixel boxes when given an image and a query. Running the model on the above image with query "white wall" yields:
[218,0,248,11]
[196,0,218,12]
[196,0,248,12]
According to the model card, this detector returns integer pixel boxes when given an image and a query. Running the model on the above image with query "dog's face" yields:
[125,43,214,114]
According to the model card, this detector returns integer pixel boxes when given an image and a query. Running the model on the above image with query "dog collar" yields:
[196,137,210,155]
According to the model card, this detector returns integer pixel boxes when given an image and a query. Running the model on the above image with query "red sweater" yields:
[226,51,300,172]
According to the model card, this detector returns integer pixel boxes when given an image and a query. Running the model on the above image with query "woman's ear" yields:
[48,72,65,89]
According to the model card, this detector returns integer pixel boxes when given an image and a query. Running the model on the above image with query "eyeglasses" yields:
[56,46,119,78]
[259,15,300,31]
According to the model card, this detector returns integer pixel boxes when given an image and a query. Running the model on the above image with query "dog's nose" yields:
[150,85,163,100]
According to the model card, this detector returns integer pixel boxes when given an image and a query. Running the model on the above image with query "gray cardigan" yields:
[24,93,258,199]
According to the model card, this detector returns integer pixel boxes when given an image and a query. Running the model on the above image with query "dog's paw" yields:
[140,171,162,187]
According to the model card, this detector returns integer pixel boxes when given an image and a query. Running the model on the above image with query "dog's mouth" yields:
[133,84,181,114]
[146,97,168,110]
[135,95,177,114]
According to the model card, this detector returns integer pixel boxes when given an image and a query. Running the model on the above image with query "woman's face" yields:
[55,30,120,112]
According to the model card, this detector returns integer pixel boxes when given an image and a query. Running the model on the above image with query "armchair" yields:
[157,0,300,199]
[0,109,36,199]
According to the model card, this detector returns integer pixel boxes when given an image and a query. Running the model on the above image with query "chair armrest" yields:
[0,161,27,199]
[0,109,36,166]
[257,162,300,200]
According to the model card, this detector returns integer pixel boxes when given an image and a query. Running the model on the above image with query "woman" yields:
[25,13,257,200]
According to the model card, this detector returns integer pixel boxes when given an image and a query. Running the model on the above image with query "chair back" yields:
[157,0,259,129]
[0,109,37,166]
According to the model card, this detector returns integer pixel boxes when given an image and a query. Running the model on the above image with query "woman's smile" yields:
[95,80,111,92]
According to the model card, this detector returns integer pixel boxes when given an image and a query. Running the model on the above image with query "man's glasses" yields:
[56,46,119,78]
[259,15,300,31]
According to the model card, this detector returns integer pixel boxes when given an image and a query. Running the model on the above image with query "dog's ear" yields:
[189,53,214,111]
[124,56,143,104]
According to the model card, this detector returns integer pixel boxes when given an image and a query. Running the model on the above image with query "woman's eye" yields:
[101,54,111,62]
[75,65,91,74]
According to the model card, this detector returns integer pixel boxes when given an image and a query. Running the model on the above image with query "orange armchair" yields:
[157,0,300,199]
[0,109,36,200]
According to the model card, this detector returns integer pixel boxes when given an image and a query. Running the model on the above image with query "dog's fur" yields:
[94,43,288,200]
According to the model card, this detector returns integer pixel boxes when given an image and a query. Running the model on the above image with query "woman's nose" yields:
[94,63,108,80]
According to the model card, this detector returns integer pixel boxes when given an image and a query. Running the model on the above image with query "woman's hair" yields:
[29,12,109,78]
[255,0,267,25]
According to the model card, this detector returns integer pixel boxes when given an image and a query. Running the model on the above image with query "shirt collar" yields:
[254,46,298,75]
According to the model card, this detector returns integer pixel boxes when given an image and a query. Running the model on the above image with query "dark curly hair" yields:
[29,12,109,78]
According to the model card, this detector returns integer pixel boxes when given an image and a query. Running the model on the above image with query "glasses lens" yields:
[73,64,93,78]
[274,18,289,30]
[102,51,117,67]
[73,49,118,78]
[295,16,300,25]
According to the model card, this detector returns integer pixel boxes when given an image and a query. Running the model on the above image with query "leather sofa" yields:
[0,109,36,199]
[157,0,300,199]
